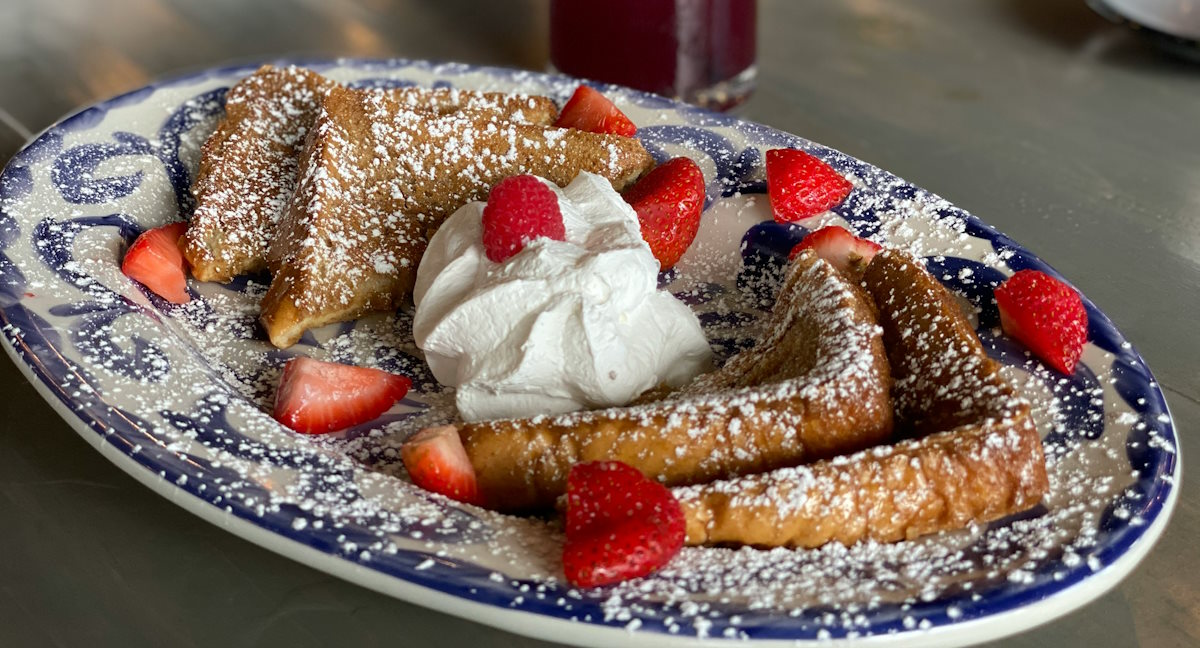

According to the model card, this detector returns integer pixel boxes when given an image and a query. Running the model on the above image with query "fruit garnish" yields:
[994,269,1088,374]
[481,175,566,263]
[553,85,637,137]
[622,157,705,270]
[121,221,190,304]
[272,357,412,434]
[789,225,882,276]
[401,425,484,506]
[766,148,853,222]
[562,461,685,588]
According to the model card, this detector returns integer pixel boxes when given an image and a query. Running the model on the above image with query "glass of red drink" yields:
[550,0,757,111]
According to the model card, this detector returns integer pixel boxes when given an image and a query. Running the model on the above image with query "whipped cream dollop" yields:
[413,172,712,422]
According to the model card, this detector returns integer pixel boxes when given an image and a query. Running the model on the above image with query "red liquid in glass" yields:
[550,0,756,107]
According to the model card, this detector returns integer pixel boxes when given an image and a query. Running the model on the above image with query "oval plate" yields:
[0,59,1180,647]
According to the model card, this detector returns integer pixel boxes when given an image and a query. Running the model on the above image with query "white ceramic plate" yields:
[0,59,1179,647]
[1093,0,1200,40]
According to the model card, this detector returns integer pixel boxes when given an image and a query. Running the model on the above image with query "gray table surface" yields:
[1,1,1197,646]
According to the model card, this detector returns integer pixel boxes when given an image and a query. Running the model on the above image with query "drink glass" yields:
[549,0,757,111]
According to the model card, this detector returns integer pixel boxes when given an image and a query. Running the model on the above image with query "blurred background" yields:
[1,1,1198,647]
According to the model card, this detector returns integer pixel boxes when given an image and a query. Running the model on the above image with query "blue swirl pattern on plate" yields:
[0,59,1178,645]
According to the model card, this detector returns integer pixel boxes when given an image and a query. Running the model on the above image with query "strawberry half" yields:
[121,221,190,304]
[994,269,1088,374]
[562,461,684,588]
[272,357,412,434]
[622,157,705,270]
[401,425,483,506]
[789,225,882,277]
[766,148,853,222]
[553,85,637,137]
[481,175,566,263]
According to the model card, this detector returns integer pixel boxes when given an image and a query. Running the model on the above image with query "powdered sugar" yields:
[0,60,1175,644]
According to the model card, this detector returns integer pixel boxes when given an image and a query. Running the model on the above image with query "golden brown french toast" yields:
[186,65,334,283]
[260,85,656,348]
[675,251,1048,548]
[185,64,560,284]
[449,250,894,513]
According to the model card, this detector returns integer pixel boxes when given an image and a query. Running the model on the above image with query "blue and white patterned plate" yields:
[0,59,1179,647]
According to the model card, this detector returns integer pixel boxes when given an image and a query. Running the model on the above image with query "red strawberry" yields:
[766,148,853,222]
[789,225,882,276]
[481,175,566,263]
[622,157,705,269]
[121,221,190,304]
[272,357,412,434]
[994,269,1088,374]
[562,461,684,588]
[553,85,637,137]
[401,425,483,506]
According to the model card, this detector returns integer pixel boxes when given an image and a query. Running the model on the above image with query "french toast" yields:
[260,85,656,348]
[185,64,560,283]
[186,65,333,283]
[675,251,1048,547]
[447,250,895,513]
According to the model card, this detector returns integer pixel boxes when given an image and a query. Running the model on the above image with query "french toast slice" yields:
[186,65,334,283]
[260,86,656,348]
[184,64,560,283]
[675,250,1048,548]
[441,250,894,513]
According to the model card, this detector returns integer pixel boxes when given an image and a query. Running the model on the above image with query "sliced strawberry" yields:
[994,269,1088,374]
[553,85,637,137]
[401,425,483,506]
[481,175,566,263]
[272,356,411,434]
[564,460,655,536]
[789,225,882,276]
[562,461,684,588]
[766,148,853,222]
[121,221,190,304]
[622,157,705,270]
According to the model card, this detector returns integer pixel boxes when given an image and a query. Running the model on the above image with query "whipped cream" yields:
[413,172,712,422]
